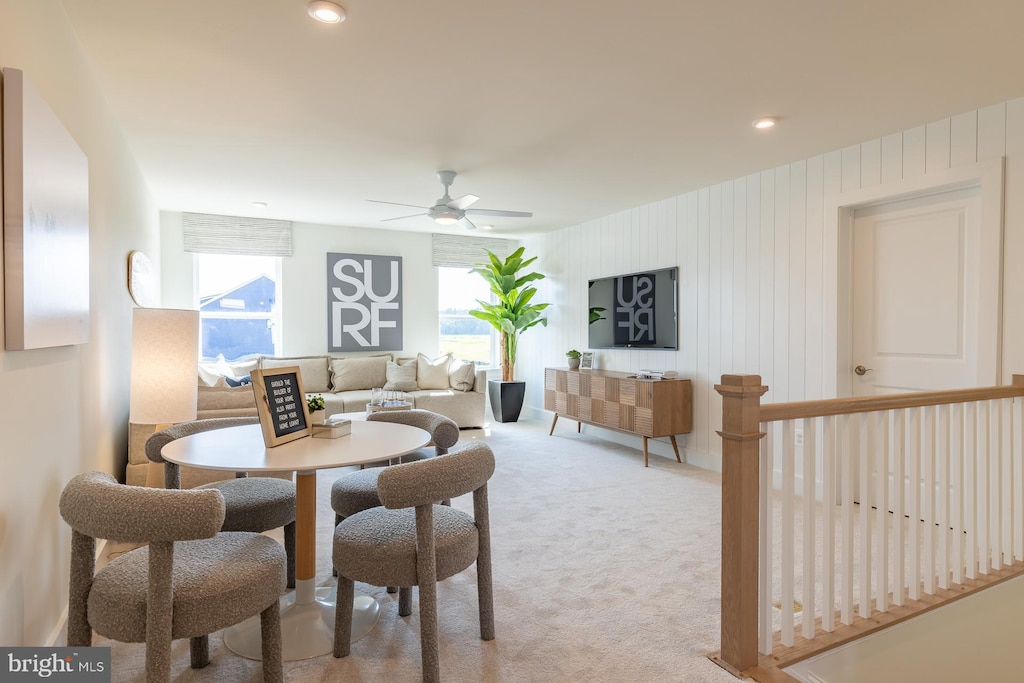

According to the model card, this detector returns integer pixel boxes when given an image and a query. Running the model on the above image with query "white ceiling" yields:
[59,0,1024,237]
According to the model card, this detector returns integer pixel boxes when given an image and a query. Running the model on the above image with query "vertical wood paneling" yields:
[721,182,735,374]
[841,145,861,193]
[789,162,806,402]
[682,193,699,389]
[696,191,711,453]
[978,102,1007,162]
[880,133,903,184]
[926,118,952,173]
[860,138,881,188]
[821,151,842,397]
[760,171,775,391]
[1002,98,1024,385]
[903,126,927,178]
[709,185,723,453]
[805,157,824,399]
[774,167,790,402]
[733,177,747,373]
[746,176,761,376]
[950,111,978,167]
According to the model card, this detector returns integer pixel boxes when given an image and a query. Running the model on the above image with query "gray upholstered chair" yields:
[330,409,460,526]
[59,471,285,683]
[145,417,297,588]
[332,440,496,683]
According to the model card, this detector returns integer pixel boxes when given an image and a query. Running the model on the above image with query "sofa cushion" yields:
[260,356,331,393]
[417,353,452,390]
[331,356,389,392]
[448,358,476,392]
[383,360,418,392]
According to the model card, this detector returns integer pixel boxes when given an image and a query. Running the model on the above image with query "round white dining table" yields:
[160,419,430,661]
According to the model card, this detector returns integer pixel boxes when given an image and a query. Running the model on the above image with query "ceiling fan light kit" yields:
[369,170,533,231]
[308,0,346,23]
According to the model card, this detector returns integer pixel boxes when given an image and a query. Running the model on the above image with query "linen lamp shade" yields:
[129,308,199,425]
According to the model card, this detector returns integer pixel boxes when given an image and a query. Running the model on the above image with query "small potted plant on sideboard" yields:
[566,349,582,370]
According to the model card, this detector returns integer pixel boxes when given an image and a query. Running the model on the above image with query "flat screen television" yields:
[587,267,678,350]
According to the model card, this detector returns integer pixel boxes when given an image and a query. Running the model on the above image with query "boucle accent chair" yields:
[145,416,297,588]
[330,409,460,526]
[59,472,285,683]
[332,440,496,683]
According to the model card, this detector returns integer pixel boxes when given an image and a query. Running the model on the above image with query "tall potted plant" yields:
[470,247,550,422]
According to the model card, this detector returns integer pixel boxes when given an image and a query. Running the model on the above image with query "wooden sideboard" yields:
[543,367,693,467]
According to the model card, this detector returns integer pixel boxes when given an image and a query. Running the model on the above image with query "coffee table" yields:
[160,420,430,661]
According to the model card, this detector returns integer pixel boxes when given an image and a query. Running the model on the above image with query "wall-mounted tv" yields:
[588,267,678,350]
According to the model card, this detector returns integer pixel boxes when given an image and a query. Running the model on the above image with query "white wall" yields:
[160,215,442,358]
[521,98,1024,471]
[0,1,158,646]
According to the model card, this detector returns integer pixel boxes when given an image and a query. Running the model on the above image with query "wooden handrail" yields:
[760,377,1024,423]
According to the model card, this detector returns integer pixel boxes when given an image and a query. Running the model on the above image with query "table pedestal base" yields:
[224,579,380,661]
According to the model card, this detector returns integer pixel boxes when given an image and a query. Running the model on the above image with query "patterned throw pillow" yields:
[448,358,476,392]
[416,353,452,390]
[383,360,418,392]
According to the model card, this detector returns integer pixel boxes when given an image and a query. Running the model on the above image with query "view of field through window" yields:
[438,266,494,365]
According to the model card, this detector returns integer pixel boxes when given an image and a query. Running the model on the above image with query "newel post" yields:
[715,374,768,674]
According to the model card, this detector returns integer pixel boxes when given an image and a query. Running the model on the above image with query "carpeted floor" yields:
[100,419,737,682]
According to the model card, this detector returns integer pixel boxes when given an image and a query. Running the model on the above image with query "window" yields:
[195,253,282,361]
[438,266,494,365]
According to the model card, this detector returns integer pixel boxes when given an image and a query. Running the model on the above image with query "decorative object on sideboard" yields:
[579,352,594,370]
[470,247,550,423]
[3,68,90,350]
[566,349,582,370]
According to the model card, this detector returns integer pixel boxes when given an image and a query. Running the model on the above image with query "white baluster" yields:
[937,404,950,590]
[759,422,773,654]
[875,410,889,611]
[908,406,921,600]
[822,415,836,632]
[841,413,854,624]
[951,402,964,585]
[802,417,817,639]
[892,409,906,606]
[965,401,977,580]
[781,421,795,647]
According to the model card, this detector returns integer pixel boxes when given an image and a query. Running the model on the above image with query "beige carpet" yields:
[100,419,737,682]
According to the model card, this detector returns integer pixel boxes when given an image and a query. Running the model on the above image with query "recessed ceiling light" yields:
[251,201,268,208]
[481,225,494,231]
[308,1,346,24]
[752,117,778,130]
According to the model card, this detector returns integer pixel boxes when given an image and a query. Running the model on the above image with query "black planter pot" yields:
[488,380,526,423]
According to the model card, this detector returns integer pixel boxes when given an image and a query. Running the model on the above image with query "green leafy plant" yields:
[589,306,607,324]
[566,349,582,359]
[470,247,550,382]
[306,394,325,412]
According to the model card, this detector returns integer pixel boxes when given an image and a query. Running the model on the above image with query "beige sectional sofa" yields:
[126,352,486,487]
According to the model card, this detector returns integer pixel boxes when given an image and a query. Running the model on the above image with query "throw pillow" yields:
[260,356,331,393]
[224,375,252,387]
[416,353,452,390]
[330,356,389,391]
[448,358,476,392]
[383,360,418,392]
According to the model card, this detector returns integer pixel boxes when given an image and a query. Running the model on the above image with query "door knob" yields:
[854,365,874,376]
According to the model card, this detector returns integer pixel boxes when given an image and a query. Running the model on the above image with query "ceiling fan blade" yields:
[367,199,430,210]
[462,216,479,230]
[465,208,533,218]
[380,213,427,222]
[448,194,480,210]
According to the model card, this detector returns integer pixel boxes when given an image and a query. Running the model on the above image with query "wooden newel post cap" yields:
[715,374,768,398]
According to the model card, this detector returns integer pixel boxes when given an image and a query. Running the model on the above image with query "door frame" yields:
[824,158,1005,398]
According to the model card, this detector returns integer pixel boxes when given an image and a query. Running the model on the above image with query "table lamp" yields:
[128,308,199,487]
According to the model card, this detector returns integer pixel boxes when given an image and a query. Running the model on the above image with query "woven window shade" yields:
[182,212,293,256]
[431,233,516,268]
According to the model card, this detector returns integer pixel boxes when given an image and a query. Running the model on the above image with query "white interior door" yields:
[849,188,995,511]
[851,188,986,396]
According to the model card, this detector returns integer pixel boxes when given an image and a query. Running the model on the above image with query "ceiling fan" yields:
[368,170,532,230]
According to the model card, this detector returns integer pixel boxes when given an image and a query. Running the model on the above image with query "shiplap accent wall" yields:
[521,97,1024,471]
